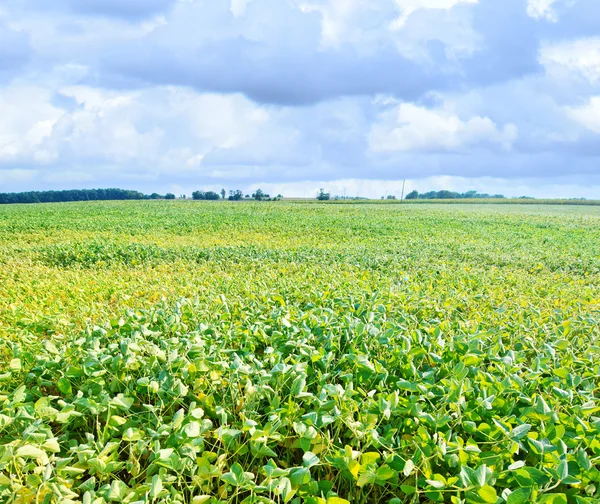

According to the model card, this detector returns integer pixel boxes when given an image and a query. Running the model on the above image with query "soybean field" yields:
[1,200,599,504]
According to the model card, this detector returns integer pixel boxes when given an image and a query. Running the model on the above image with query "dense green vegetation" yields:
[1,201,599,504]
[192,191,221,201]
[0,188,149,205]
[404,191,506,200]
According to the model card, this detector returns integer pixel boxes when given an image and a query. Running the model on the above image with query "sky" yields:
[0,0,599,199]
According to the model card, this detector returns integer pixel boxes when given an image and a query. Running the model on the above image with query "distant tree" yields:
[317,188,330,201]
[387,195,397,200]
[149,193,162,200]
[228,190,243,201]
[165,193,176,200]
[437,190,459,199]
[0,188,147,205]
[245,194,250,199]
[277,194,283,199]
[193,191,220,201]
[180,194,187,199]
[221,188,226,200]
[254,189,265,201]
[404,190,507,200]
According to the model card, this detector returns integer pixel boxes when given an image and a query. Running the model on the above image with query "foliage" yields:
[317,189,330,201]
[193,191,221,201]
[251,190,275,201]
[229,190,244,201]
[1,201,599,503]
[405,190,506,200]
[0,188,147,205]
[165,193,176,200]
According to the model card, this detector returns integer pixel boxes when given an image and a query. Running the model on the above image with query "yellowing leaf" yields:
[478,485,498,503]
[16,445,46,459]
[327,498,351,504]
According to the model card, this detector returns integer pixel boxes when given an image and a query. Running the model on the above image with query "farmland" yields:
[1,200,599,504]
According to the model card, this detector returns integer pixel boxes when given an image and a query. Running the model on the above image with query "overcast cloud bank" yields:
[0,0,599,198]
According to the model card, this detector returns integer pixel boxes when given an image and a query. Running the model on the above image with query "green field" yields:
[1,201,599,504]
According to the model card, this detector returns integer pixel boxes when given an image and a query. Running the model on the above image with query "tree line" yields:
[316,188,507,201]
[0,186,514,205]
[0,188,151,205]
[405,190,506,200]
[0,187,286,205]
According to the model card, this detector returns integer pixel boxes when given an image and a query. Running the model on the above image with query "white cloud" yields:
[0,83,62,162]
[391,0,478,28]
[368,100,517,153]
[230,0,252,17]
[301,0,480,59]
[540,37,600,83]
[566,96,600,134]
[0,82,308,179]
[527,0,560,22]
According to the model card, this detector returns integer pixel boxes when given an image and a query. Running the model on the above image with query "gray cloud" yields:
[0,0,599,197]
[93,0,539,105]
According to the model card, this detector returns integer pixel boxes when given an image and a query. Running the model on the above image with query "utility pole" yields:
[401,179,406,202]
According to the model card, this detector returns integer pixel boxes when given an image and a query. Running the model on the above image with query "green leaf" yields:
[16,445,45,459]
[107,480,129,501]
[57,377,73,396]
[150,474,163,499]
[538,494,568,504]
[278,477,296,503]
[122,428,142,442]
[511,424,531,440]
[221,472,238,486]
[463,354,480,366]
[507,488,532,504]
[192,497,212,504]
[291,374,307,397]
[477,485,497,503]
[401,485,416,495]
[110,395,134,411]
[303,451,320,468]
[184,421,201,438]
[376,465,396,481]
[557,460,569,481]
[577,450,592,471]
[290,467,311,488]
[426,479,445,489]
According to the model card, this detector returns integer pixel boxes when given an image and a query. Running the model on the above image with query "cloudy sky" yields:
[0,0,599,198]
